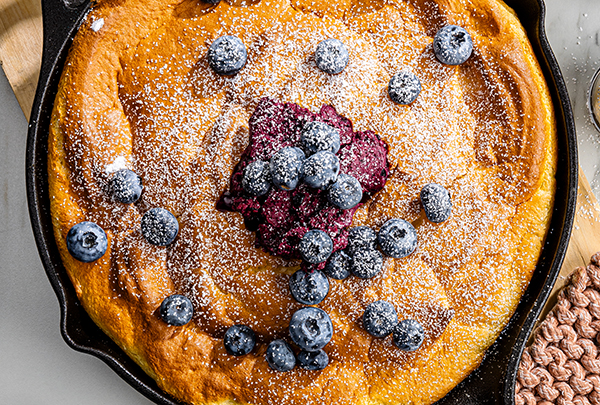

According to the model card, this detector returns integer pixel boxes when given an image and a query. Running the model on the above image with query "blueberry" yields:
[141,208,179,246]
[66,221,108,263]
[297,349,329,371]
[160,294,194,326]
[315,38,349,75]
[269,146,305,191]
[324,250,351,280]
[289,269,330,305]
[378,219,417,258]
[299,230,333,264]
[109,169,143,204]
[327,174,362,210]
[208,35,247,75]
[224,325,256,356]
[301,121,341,155]
[242,160,271,196]
[202,0,220,4]
[350,248,383,279]
[392,319,425,351]
[266,339,296,372]
[433,25,473,65]
[347,226,377,255]
[363,301,398,338]
[421,183,452,223]
[302,151,340,190]
[388,71,422,105]
[289,307,333,351]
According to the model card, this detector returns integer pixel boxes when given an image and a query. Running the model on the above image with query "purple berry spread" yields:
[219,98,389,267]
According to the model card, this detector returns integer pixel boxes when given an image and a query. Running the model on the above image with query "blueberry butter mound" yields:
[48,0,558,404]
[220,98,389,266]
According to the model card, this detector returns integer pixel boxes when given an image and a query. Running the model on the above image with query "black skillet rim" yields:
[25,0,577,404]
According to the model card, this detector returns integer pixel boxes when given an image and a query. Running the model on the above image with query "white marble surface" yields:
[1,1,600,404]
[545,0,600,193]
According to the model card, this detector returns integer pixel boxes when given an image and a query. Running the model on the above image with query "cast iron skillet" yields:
[26,0,577,403]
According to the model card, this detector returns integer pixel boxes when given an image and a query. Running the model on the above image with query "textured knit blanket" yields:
[516,253,600,405]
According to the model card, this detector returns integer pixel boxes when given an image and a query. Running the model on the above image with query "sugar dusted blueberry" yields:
[141,208,179,246]
[208,35,247,75]
[302,151,340,190]
[324,250,351,280]
[160,294,193,326]
[301,121,341,155]
[315,38,349,75]
[421,183,452,223]
[433,25,473,66]
[289,269,330,305]
[363,301,398,338]
[224,325,256,356]
[299,230,333,264]
[270,146,305,191]
[378,219,417,258]
[347,226,377,255]
[289,307,333,352]
[350,248,383,279]
[388,71,422,105]
[109,169,143,204]
[242,160,271,196]
[393,319,425,351]
[327,174,362,210]
[297,349,329,371]
[66,221,108,263]
[266,339,296,372]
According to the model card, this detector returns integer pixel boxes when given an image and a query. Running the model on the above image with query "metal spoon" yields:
[589,67,600,132]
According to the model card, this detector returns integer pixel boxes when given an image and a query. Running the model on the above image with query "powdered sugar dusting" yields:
[105,156,128,173]
[91,18,104,32]
[51,0,556,403]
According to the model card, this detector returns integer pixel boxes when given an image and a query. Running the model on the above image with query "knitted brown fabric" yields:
[516,253,600,405]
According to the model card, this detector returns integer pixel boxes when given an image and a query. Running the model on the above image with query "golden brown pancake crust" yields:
[48,0,557,403]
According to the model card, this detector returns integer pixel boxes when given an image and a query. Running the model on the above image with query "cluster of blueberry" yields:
[243,121,362,208]
[240,119,367,312]
[158,294,427,370]
[222,307,334,371]
[207,25,472,108]
[363,301,425,351]
[324,221,415,281]
[278,184,451,368]
[291,183,452,303]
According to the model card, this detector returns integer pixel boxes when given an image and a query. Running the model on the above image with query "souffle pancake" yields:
[48,0,557,403]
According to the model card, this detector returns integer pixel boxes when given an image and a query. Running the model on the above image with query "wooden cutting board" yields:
[3,0,599,318]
